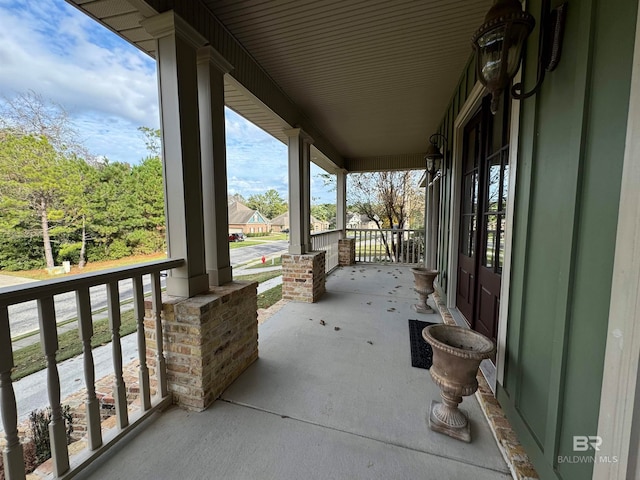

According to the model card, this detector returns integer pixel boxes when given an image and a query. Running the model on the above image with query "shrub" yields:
[29,405,74,465]
[107,239,131,260]
[56,242,82,264]
[126,229,164,255]
[245,232,270,237]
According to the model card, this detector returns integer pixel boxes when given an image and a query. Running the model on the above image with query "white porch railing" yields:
[0,258,182,480]
[310,229,342,272]
[347,228,425,264]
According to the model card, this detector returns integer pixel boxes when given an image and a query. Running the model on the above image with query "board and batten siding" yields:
[434,0,638,478]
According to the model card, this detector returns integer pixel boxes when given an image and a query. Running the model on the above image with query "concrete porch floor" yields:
[77,264,510,480]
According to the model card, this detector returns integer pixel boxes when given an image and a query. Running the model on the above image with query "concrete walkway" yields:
[77,265,510,480]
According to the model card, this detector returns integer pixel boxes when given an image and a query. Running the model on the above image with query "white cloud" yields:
[0,0,337,202]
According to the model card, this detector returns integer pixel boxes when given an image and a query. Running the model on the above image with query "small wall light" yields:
[472,0,567,114]
[425,134,447,176]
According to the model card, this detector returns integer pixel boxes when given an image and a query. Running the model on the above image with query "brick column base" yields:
[145,281,258,411]
[282,251,326,303]
[338,238,356,266]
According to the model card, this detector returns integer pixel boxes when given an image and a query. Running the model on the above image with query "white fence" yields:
[0,258,182,480]
[310,230,342,272]
[347,229,425,264]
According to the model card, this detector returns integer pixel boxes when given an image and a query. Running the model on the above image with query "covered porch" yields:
[75,264,510,480]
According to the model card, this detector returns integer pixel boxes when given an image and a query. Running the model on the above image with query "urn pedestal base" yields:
[428,400,471,443]
[413,303,434,314]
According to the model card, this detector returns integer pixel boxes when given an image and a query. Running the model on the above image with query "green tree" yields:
[0,133,81,268]
[246,189,287,220]
[348,171,424,260]
[310,203,337,227]
[138,126,162,158]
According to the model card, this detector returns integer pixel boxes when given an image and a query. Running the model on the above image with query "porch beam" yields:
[142,11,209,298]
[285,128,313,255]
[197,46,234,286]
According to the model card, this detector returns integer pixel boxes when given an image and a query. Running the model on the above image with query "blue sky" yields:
[0,0,334,204]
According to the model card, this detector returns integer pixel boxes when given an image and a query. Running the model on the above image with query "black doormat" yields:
[408,319,436,369]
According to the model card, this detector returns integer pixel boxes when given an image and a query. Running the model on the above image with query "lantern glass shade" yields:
[425,145,442,176]
[472,0,535,114]
[476,22,530,88]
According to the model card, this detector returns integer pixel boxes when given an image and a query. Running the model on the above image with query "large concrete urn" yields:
[422,324,495,442]
[410,267,439,313]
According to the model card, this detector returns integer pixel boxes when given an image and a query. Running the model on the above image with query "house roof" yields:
[270,212,288,226]
[270,212,327,227]
[228,200,268,225]
[67,0,492,174]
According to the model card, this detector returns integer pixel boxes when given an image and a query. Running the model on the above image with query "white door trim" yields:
[593,5,640,479]
[446,81,484,312]
[446,75,522,389]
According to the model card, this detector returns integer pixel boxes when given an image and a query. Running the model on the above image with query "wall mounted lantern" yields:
[425,134,447,176]
[472,0,567,114]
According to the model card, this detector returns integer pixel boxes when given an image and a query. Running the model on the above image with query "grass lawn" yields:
[257,284,282,309]
[247,256,282,269]
[247,233,287,241]
[12,310,138,381]
[234,270,282,283]
[2,253,168,281]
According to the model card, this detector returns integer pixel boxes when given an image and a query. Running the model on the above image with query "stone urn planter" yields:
[422,324,495,442]
[410,267,439,313]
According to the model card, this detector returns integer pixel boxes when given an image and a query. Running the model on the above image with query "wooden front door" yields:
[457,95,510,343]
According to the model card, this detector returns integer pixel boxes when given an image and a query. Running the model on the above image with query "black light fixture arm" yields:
[511,0,567,100]
[429,133,448,149]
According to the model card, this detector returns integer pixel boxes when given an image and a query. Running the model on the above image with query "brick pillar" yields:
[282,251,326,303]
[338,238,356,266]
[144,281,258,411]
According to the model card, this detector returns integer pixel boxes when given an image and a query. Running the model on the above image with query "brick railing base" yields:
[338,238,356,266]
[145,281,258,411]
[282,251,326,303]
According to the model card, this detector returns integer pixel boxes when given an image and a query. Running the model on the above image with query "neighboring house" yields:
[227,200,270,234]
[346,213,378,230]
[271,211,329,233]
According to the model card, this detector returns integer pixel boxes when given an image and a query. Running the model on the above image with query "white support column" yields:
[431,176,441,268]
[285,128,314,254]
[142,11,209,298]
[424,172,432,268]
[197,46,234,286]
[336,170,347,236]
[302,142,312,248]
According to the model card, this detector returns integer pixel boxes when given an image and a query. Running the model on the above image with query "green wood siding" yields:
[435,1,637,478]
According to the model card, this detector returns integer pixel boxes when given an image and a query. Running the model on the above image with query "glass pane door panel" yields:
[483,214,498,268]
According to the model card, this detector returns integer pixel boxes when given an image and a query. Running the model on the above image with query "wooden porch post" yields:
[142,11,209,298]
[197,46,234,286]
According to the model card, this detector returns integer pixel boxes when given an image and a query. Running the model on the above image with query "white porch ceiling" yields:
[66,0,492,172]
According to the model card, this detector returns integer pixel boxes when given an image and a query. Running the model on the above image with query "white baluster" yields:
[0,306,26,480]
[151,272,168,397]
[106,282,128,429]
[133,276,151,411]
[75,287,102,450]
[37,297,69,476]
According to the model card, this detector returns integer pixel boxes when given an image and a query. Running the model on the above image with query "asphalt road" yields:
[7,240,288,339]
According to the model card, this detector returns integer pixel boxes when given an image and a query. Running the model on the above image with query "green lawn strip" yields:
[246,257,282,269]
[257,284,282,309]
[12,274,281,381]
[12,310,138,382]
[234,270,282,284]
[229,240,264,249]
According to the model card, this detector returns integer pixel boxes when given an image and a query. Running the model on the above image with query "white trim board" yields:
[593,4,640,479]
